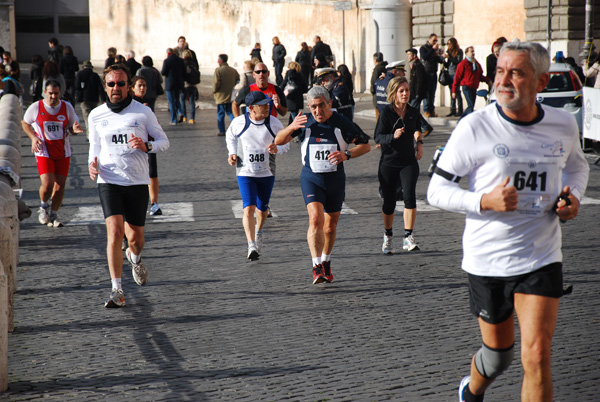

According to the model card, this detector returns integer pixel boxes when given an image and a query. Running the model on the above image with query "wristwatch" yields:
[344,150,352,160]
[145,142,153,153]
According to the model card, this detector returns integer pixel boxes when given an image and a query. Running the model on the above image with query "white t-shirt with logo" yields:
[427,103,589,277]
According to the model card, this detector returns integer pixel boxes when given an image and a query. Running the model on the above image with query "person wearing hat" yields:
[75,60,106,137]
[314,67,353,121]
[226,91,290,261]
[374,60,405,116]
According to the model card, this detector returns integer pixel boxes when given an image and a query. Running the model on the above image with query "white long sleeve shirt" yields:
[88,100,169,186]
[427,103,589,277]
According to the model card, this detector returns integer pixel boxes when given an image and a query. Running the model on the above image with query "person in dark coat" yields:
[370,52,388,120]
[75,60,105,137]
[125,50,142,78]
[161,47,186,124]
[30,54,45,101]
[272,36,286,86]
[135,55,163,112]
[310,35,333,66]
[280,61,308,124]
[419,33,444,117]
[47,37,63,64]
[59,46,79,102]
[295,42,312,87]
[250,43,263,63]
[105,47,117,69]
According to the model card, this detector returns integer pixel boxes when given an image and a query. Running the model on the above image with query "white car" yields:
[536,63,583,133]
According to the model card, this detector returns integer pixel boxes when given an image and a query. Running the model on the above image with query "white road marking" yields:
[68,202,194,225]
[581,196,600,205]
[230,200,278,218]
[341,202,358,215]
[395,199,441,212]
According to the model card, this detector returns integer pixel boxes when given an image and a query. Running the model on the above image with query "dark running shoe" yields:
[322,261,333,283]
[312,264,326,284]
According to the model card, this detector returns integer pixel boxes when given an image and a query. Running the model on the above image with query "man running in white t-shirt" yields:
[428,40,589,402]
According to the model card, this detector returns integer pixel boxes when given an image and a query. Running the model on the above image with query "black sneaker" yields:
[322,261,333,283]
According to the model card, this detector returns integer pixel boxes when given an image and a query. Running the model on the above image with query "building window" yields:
[16,16,54,33]
[58,16,89,34]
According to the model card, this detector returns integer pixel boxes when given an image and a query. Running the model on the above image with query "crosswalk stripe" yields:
[395,200,440,212]
[230,200,279,218]
[68,202,194,225]
[341,202,358,215]
[581,196,600,205]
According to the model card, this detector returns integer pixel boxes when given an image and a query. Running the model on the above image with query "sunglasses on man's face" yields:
[254,70,269,75]
[107,81,126,87]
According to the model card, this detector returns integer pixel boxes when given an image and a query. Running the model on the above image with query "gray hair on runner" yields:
[307,85,331,102]
[500,39,550,78]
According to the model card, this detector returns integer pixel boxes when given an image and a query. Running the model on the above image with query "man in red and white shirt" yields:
[22,80,83,227]
[452,46,490,118]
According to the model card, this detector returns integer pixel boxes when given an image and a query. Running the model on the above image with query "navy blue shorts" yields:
[300,167,345,213]
[237,175,275,211]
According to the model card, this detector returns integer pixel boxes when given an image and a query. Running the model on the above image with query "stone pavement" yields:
[3,85,600,401]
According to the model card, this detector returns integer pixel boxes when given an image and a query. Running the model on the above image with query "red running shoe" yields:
[312,264,326,284]
[322,260,333,283]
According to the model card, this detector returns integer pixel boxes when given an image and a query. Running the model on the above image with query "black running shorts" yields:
[468,262,563,324]
[148,153,158,179]
[98,183,149,227]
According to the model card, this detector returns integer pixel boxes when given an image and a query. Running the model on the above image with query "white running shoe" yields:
[382,235,394,254]
[247,245,259,261]
[256,232,263,253]
[48,211,64,227]
[403,234,420,251]
[458,375,470,402]
[105,288,125,308]
[126,248,149,286]
[38,206,50,225]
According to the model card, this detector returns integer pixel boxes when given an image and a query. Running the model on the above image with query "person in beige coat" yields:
[213,54,240,136]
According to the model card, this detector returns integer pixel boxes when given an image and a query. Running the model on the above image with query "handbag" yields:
[438,68,451,86]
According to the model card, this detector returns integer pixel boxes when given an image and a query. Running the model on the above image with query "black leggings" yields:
[378,163,419,215]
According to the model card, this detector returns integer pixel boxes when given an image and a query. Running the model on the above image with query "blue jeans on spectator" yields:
[217,103,234,134]
[461,86,477,117]
[422,73,438,114]
[180,88,197,121]
[166,89,184,123]
[274,62,284,86]
[449,74,463,115]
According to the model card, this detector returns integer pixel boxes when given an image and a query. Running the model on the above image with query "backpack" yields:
[185,63,201,85]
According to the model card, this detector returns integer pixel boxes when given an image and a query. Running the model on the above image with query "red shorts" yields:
[36,156,71,176]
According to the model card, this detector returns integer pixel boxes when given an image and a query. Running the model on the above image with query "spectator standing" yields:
[125,51,142,78]
[42,60,66,96]
[233,63,287,118]
[443,37,464,117]
[280,61,308,124]
[310,35,333,67]
[75,60,105,136]
[161,47,186,125]
[135,56,163,111]
[583,53,600,88]
[59,46,79,103]
[250,43,263,63]
[337,64,355,118]
[30,54,45,101]
[370,52,388,118]
[182,49,200,124]
[272,36,286,86]
[2,51,20,79]
[419,33,444,117]
[234,60,256,103]
[175,36,199,68]
[213,53,240,136]
[486,37,508,85]
[452,46,489,117]
[295,42,312,86]
[47,38,63,64]
[405,48,433,136]
[105,47,117,69]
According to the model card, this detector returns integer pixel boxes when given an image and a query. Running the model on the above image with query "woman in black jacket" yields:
[272,36,286,86]
[295,42,312,86]
[280,61,308,124]
[30,54,44,101]
[374,76,424,254]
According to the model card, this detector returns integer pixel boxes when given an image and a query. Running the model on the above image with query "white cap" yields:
[387,60,405,70]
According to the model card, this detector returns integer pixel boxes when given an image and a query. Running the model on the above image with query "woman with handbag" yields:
[443,37,463,117]
[280,61,308,124]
